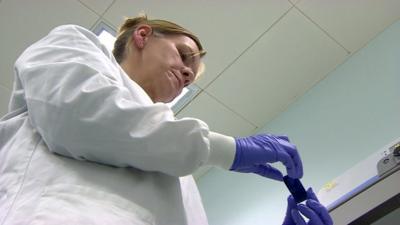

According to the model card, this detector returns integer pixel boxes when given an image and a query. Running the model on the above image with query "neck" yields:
[119,57,156,102]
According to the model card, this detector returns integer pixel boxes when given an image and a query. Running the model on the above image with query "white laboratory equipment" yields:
[317,136,400,225]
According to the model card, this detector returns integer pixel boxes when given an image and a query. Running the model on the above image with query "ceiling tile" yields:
[206,8,349,127]
[296,0,400,53]
[0,0,99,89]
[78,0,114,16]
[0,85,11,118]
[176,91,256,137]
[103,0,292,89]
[289,0,300,5]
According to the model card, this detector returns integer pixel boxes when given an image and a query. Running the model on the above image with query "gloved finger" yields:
[297,204,324,225]
[253,164,283,181]
[291,209,307,225]
[287,195,298,210]
[286,148,303,179]
[306,200,333,225]
[273,138,303,179]
[276,135,290,142]
[306,188,320,202]
[281,142,303,178]
[235,166,255,173]
[275,150,298,179]
[283,195,297,225]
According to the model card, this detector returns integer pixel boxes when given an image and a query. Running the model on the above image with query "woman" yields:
[0,14,331,225]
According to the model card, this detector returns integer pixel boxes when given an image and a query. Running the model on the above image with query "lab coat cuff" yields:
[207,132,236,170]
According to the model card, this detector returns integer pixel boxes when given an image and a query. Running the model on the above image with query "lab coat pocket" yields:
[30,184,156,225]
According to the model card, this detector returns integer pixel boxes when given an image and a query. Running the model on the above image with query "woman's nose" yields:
[181,67,195,86]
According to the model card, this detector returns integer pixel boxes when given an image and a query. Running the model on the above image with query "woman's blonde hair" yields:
[113,14,206,77]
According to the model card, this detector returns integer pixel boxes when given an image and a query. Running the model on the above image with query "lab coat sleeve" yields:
[13,25,235,176]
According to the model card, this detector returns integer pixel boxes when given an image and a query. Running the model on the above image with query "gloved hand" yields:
[282,188,333,225]
[230,134,303,181]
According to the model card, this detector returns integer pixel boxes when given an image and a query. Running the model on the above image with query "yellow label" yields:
[322,181,337,191]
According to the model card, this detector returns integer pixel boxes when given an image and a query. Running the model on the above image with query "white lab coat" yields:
[0,25,235,225]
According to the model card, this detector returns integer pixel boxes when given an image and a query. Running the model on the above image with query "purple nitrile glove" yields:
[230,134,303,181]
[282,188,333,225]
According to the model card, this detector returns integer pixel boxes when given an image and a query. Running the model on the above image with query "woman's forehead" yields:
[171,34,199,51]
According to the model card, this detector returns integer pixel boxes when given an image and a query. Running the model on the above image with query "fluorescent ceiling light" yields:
[92,22,199,113]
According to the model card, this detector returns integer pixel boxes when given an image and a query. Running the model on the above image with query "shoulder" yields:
[50,24,97,41]
[49,24,113,60]
[46,24,102,48]
[15,24,120,79]
[17,24,112,65]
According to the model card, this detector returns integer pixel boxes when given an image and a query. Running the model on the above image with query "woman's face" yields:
[124,25,201,103]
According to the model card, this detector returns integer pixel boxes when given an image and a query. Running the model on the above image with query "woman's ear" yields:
[132,24,153,49]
